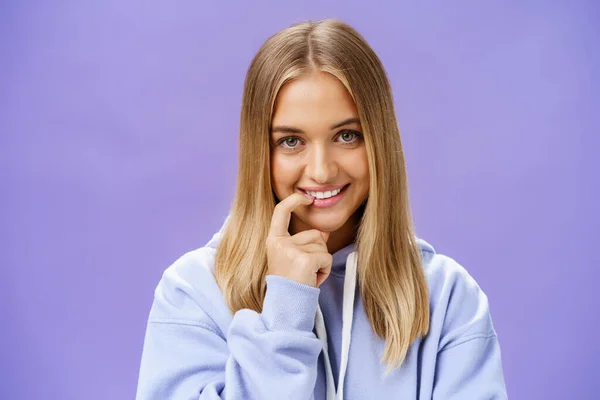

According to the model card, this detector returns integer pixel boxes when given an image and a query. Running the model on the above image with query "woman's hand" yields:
[266,193,332,288]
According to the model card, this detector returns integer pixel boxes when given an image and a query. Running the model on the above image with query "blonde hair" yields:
[214,19,429,369]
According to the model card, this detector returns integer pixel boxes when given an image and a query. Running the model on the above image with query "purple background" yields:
[1,1,598,399]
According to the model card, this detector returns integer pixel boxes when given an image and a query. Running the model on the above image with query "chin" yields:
[303,212,349,233]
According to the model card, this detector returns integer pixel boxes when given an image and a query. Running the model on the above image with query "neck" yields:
[325,216,359,254]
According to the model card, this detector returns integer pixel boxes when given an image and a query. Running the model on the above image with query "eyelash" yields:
[276,130,363,150]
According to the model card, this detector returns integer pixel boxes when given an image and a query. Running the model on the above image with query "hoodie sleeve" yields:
[431,256,508,399]
[136,264,323,400]
[433,334,507,399]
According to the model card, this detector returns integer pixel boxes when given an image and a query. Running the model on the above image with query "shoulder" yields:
[416,238,497,350]
[148,226,232,335]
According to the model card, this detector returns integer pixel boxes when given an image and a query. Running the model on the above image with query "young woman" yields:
[136,19,507,400]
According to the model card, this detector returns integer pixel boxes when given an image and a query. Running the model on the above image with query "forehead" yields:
[271,72,358,127]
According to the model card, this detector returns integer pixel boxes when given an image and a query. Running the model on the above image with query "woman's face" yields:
[270,71,369,239]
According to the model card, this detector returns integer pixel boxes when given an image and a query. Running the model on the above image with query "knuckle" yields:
[311,229,322,236]
[265,236,273,246]
[266,236,286,251]
[275,239,287,251]
[321,253,333,265]
[265,236,276,248]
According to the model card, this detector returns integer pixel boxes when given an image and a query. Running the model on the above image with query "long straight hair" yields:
[214,19,429,369]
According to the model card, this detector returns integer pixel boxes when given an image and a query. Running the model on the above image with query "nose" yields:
[305,144,338,184]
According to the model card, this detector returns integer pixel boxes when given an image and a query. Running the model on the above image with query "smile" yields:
[298,184,350,208]
[306,188,342,199]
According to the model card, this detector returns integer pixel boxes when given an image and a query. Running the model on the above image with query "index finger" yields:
[269,192,313,237]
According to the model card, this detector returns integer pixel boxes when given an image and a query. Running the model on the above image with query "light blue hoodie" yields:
[136,219,507,399]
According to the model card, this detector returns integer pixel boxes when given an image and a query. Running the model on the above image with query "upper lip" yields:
[298,184,348,192]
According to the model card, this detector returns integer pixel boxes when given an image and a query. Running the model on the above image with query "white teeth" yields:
[306,188,342,199]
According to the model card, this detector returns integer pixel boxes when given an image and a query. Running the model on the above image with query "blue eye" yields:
[279,137,301,148]
[338,130,362,144]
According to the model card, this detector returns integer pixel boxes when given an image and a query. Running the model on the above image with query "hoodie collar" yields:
[330,242,356,277]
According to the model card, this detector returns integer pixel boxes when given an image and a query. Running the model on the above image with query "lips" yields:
[298,184,350,208]
[298,184,349,199]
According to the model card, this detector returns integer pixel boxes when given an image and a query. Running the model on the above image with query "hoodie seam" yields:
[438,333,497,353]
[148,318,222,336]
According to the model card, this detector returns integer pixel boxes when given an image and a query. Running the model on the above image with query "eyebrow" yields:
[270,117,361,134]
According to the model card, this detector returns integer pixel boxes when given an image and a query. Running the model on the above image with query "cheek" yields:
[271,154,301,193]
[342,149,370,183]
